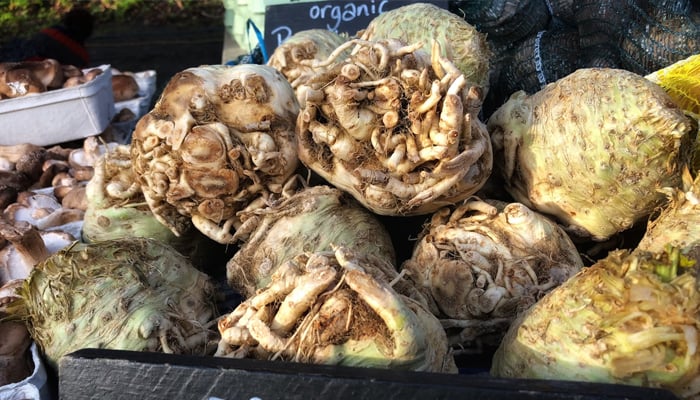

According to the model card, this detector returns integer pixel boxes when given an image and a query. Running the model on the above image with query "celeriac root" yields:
[296,38,492,216]
[216,245,457,373]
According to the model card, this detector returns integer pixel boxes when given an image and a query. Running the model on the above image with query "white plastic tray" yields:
[0,64,115,146]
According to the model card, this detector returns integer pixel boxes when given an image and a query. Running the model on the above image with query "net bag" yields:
[451,0,552,53]
[485,26,580,116]
[574,0,700,73]
[620,0,700,75]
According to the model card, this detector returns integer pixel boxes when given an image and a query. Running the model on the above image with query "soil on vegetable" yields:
[87,21,226,106]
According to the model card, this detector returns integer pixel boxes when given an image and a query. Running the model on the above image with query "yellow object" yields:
[646,54,700,119]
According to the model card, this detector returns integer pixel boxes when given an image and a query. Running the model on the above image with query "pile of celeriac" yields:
[2,3,700,399]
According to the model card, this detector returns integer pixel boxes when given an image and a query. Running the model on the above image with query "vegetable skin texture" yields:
[131,64,300,244]
[637,168,700,265]
[16,237,218,369]
[83,144,187,243]
[267,29,349,107]
[218,245,457,373]
[488,67,694,241]
[402,197,583,348]
[226,185,396,298]
[296,38,493,216]
[491,248,700,399]
[359,2,491,91]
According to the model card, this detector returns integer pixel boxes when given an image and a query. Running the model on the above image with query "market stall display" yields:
[0,1,699,399]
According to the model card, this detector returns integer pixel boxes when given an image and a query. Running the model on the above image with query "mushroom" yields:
[0,158,14,172]
[112,73,140,101]
[0,187,18,211]
[0,170,31,193]
[22,58,64,89]
[15,147,48,183]
[62,75,88,88]
[0,217,78,284]
[61,64,84,80]
[0,143,44,164]
[60,185,87,211]
[4,192,84,233]
[1,67,45,98]
[0,314,33,387]
[67,136,117,181]
[0,220,50,281]
[0,279,22,307]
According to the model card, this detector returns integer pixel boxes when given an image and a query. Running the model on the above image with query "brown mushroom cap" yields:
[2,68,45,97]
[112,74,140,102]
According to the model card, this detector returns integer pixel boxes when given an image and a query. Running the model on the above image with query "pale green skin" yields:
[360,2,491,90]
[637,171,700,264]
[21,238,217,370]
[226,185,395,297]
[82,149,214,266]
[82,147,187,244]
[488,68,694,241]
[492,249,700,398]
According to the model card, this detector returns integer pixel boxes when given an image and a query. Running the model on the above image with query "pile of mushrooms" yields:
[0,136,109,285]
[0,136,111,385]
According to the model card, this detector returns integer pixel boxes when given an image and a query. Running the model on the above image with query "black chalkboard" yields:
[263,0,449,53]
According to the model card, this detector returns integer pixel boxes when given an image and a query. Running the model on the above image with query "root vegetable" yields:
[492,248,700,399]
[267,29,350,106]
[217,245,457,373]
[402,197,583,349]
[10,237,219,369]
[487,68,694,241]
[226,185,396,298]
[359,3,491,91]
[131,64,300,243]
[83,144,185,242]
[82,145,217,269]
[637,168,700,265]
[296,38,492,216]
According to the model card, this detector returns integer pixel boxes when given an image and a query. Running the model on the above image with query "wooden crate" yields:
[59,348,679,400]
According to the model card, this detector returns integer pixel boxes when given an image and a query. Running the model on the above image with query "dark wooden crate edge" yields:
[58,349,679,400]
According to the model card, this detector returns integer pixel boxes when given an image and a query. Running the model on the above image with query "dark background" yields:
[87,23,226,106]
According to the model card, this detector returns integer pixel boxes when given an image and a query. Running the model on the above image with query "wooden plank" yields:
[59,349,679,400]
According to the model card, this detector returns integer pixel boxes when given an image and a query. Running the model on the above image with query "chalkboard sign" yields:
[263,0,449,53]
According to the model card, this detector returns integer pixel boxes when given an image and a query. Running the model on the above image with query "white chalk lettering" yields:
[307,0,389,32]
[270,25,293,47]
